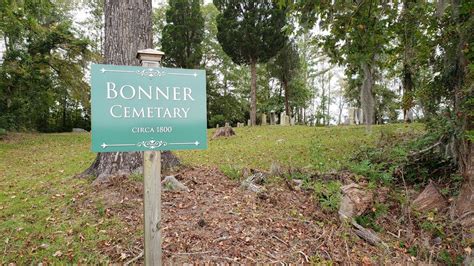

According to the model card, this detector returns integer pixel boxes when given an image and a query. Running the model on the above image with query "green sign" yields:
[91,64,207,152]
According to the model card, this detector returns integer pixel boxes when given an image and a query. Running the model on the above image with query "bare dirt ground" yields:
[75,167,414,264]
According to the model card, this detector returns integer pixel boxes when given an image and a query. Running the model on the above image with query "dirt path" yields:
[80,167,411,264]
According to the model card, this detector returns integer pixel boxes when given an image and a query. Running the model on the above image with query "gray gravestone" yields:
[261,114,267,126]
[349,108,355,125]
[280,112,286,126]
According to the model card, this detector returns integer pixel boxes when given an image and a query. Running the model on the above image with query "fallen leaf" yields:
[53,250,63,257]
[465,246,472,255]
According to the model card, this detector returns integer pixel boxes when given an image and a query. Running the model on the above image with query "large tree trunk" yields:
[360,61,375,130]
[401,0,415,123]
[81,0,179,182]
[250,60,257,126]
[450,2,473,247]
[283,79,290,117]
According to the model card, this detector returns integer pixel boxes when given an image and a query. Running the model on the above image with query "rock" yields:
[162,176,189,192]
[261,114,267,125]
[292,179,303,187]
[72,128,87,132]
[241,172,267,193]
[431,236,442,246]
[161,151,181,170]
[412,181,448,213]
[269,161,283,176]
[197,218,206,227]
[244,182,266,194]
[339,182,374,220]
[241,168,251,179]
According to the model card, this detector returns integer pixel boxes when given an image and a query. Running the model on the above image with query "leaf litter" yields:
[74,166,415,264]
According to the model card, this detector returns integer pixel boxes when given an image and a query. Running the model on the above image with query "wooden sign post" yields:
[137,49,164,265]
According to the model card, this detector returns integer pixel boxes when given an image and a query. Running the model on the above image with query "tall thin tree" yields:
[267,40,301,117]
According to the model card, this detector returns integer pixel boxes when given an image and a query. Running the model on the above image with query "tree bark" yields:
[401,0,415,123]
[450,2,473,244]
[360,61,375,130]
[327,73,331,126]
[250,59,257,126]
[103,0,152,67]
[283,79,290,117]
[81,0,179,182]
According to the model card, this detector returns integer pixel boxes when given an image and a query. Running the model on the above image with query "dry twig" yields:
[124,251,143,266]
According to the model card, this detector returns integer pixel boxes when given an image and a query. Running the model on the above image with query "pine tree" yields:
[214,1,287,125]
[161,0,204,69]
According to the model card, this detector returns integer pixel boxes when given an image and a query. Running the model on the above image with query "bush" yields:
[208,114,226,128]
[349,160,393,185]
[312,180,341,212]
[350,127,457,187]
[0,128,6,140]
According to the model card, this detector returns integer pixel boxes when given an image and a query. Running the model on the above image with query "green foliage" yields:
[129,173,144,182]
[0,128,6,139]
[219,165,241,181]
[208,114,225,128]
[312,180,341,212]
[349,126,460,186]
[214,0,288,125]
[309,255,333,265]
[349,160,393,185]
[407,245,419,257]
[355,203,388,232]
[152,5,167,48]
[201,3,253,126]
[214,1,287,66]
[207,92,247,128]
[438,250,464,266]
[0,0,94,132]
[162,0,204,68]
[267,40,306,115]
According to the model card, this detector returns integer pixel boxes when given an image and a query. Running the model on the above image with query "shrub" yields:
[208,114,226,128]
[313,180,341,212]
[0,128,6,140]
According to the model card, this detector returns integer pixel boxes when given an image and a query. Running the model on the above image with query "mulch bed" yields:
[77,167,414,264]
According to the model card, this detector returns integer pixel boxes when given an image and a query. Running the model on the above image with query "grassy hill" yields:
[178,124,424,171]
[0,124,425,263]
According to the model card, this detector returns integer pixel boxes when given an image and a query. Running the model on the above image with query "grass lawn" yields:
[0,123,423,263]
[178,123,424,171]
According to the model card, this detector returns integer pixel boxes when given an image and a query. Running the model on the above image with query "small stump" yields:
[212,125,236,139]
